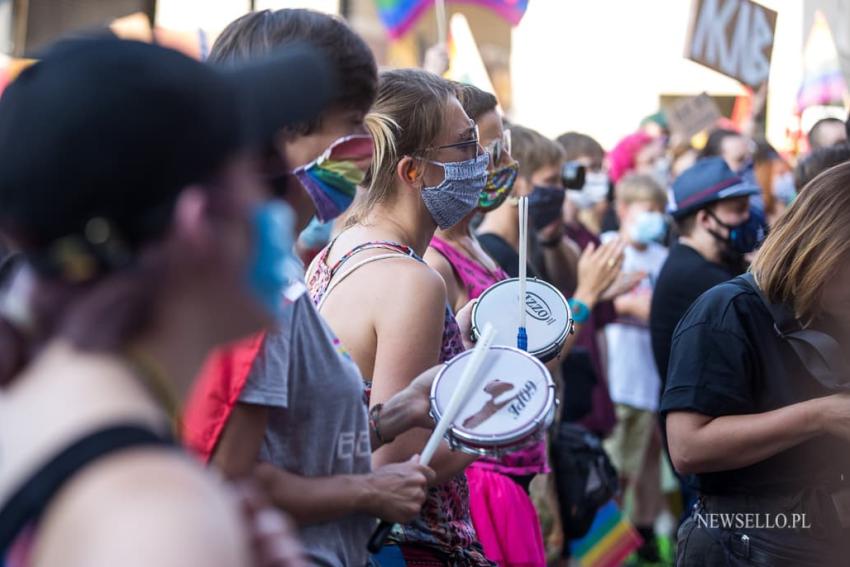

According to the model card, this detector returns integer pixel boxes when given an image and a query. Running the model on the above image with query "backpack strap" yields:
[0,424,172,552]
[740,273,848,390]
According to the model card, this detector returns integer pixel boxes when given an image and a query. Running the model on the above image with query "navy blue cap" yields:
[668,157,760,219]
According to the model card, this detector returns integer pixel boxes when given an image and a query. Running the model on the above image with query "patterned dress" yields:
[306,239,491,566]
[429,236,548,567]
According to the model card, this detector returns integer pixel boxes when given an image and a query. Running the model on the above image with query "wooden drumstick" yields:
[367,324,497,553]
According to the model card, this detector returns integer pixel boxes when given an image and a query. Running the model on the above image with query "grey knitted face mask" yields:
[419,152,489,229]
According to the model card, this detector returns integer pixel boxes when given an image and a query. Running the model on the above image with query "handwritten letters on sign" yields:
[685,0,777,87]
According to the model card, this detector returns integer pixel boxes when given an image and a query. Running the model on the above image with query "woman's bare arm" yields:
[369,261,476,485]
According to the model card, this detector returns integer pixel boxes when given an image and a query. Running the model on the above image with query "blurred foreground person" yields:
[0,38,334,567]
[664,161,850,567]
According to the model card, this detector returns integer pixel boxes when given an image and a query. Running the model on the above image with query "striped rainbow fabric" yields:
[375,0,529,39]
[796,10,848,112]
[568,500,643,567]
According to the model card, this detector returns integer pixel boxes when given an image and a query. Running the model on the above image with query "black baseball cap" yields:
[668,157,760,220]
[0,37,335,254]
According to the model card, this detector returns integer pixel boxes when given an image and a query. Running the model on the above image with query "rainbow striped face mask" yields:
[293,134,374,222]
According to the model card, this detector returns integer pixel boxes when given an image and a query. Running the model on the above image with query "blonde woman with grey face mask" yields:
[306,69,493,566]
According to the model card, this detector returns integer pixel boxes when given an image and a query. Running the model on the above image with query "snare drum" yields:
[472,278,573,362]
[430,346,557,457]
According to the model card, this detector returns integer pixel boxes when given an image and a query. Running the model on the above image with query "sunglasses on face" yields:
[420,123,481,161]
[485,128,512,165]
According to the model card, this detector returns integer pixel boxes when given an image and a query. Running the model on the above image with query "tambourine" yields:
[430,346,556,457]
[472,277,573,362]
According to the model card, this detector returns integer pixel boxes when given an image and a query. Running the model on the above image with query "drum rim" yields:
[471,277,574,356]
[430,345,556,449]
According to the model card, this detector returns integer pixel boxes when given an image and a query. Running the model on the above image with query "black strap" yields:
[740,273,849,390]
[0,424,171,552]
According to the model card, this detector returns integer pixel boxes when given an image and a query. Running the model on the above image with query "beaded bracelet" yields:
[369,403,394,445]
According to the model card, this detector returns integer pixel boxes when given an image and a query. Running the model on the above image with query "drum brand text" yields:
[508,380,538,419]
[525,292,556,325]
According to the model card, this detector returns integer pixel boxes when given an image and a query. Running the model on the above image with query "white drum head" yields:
[431,346,555,452]
[473,278,571,359]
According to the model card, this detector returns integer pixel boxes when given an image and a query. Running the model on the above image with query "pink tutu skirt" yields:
[466,465,546,567]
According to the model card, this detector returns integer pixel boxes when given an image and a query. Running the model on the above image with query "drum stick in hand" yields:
[367,324,497,553]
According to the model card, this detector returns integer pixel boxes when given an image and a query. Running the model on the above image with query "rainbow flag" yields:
[569,500,643,567]
[796,10,848,112]
[375,0,528,39]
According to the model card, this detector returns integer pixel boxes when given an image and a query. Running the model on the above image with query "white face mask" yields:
[567,171,609,209]
[628,210,667,245]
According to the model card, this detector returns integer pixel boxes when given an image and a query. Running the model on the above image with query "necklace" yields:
[123,347,182,440]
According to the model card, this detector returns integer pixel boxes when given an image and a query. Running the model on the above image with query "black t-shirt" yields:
[660,276,850,496]
[478,232,539,279]
[649,243,734,389]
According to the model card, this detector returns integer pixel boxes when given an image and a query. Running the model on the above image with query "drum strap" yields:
[317,252,419,312]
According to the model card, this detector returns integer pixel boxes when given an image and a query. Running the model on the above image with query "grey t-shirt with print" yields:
[239,283,373,567]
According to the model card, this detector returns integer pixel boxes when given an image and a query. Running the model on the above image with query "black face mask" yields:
[706,208,767,272]
[527,185,566,230]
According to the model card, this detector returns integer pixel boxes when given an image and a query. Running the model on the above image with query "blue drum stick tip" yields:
[517,327,528,351]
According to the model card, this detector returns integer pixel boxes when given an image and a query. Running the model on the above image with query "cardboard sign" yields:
[685,0,777,87]
[666,93,723,140]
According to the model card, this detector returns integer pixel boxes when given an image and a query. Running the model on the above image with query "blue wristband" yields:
[568,298,591,324]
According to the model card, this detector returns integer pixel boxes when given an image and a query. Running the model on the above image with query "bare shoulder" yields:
[382,256,447,306]
[32,449,249,567]
[424,246,456,283]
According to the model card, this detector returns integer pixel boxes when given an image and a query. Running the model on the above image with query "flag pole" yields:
[435,0,447,46]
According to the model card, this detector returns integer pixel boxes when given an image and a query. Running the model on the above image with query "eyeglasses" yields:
[485,128,511,165]
[419,123,481,160]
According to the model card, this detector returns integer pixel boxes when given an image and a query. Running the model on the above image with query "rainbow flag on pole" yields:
[568,500,643,567]
[375,0,529,39]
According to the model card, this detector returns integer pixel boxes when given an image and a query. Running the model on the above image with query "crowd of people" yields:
[1,7,850,567]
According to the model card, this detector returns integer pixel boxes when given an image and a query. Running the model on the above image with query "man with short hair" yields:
[808,116,847,150]
[649,157,761,387]
[649,157,762,526]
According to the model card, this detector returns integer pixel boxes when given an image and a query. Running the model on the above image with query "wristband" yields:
[568,298,591,324]
[369,403,394,445]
